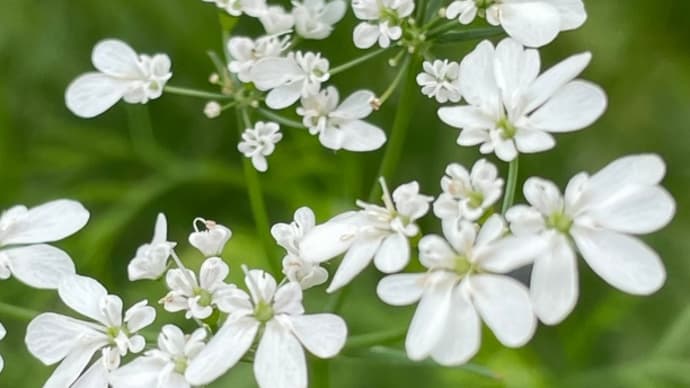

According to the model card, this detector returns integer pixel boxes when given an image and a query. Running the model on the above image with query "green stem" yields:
[256,108,306,129]
[329,47,394,76]
[501,157,519,214]
[164,85,232,100]
[377,54,411,106]
[434,26,505,44]
[237,109,278,274]
[0,301,38,321]
[369,55,420,201]
[344,328,407,350]
[427,19,461,38]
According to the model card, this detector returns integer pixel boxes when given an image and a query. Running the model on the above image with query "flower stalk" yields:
[501,157,519,214]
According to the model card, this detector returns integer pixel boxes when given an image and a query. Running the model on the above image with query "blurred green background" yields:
[0,0,689,386]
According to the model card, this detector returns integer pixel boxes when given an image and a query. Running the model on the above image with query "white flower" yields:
[433,159,503,223]
[110,325,207,388]
[506,154,675,325]
[378,215,541,365]
[250,51,330,109]
[204,101,222,118]
[258,5,296,34]
[228,35,290,83]
[352,0,415,48]
[0,321,5,374]
[161,257,240,320]
[0,199,88,289]
[438,38,607,162]
[272,207,329,289]
[297,86,386,152]
[128,213,176,281]
[238,121,283,172]
[300,180,433,292]
[185,269,347,388]
[416,60,462,103]
[66,39,172,118]
[202,0,265,16]
[446,0,586,47]
[25,275,156,387]
[293,0,347,40]
[188,217,232,257]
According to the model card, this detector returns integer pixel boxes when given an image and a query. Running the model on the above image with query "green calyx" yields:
[547,212,573,234]
[174,356,188,374]
[193,287,213,307]
[498,118,517,139]
[254,300,274,323]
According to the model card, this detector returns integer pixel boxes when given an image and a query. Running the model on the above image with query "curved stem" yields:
[377,54,411,106]
[164,85,232,100]
[329,46,394,76]
[256,108,306,129]
[0,301,38,321]
[237,108,279,274]
[501,157,519,214]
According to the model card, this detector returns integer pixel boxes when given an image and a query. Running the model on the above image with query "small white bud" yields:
[188,218,232,257]
[209,72,220,84]
[203,101,222,119]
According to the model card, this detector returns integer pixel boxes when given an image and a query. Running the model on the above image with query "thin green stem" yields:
[501,157,519,214]
[369,54,420,201]
[377,54,412,106]
[427,19,461,38]
[164,85,232,100]
[344,328,407,350]
[330,46,394,76]
[0,301,38,321]
[434,26,505,44]
[256,108,306,129]
[237,109,278,274]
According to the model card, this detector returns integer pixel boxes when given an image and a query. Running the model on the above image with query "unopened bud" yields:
[209,73,220,84]
[204,101,222,119]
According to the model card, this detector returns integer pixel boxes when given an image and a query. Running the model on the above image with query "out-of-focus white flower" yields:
[506,154,675,325]
[201,0,265,16]
[0,322,5,374]
[161,257,240,320]
[110,325,206,388]
[238,121,283,172]
[185,269,347,388]
[257,5,296,34]
[433,159,503,223]
[272,207,329,289]
[66,39,172,118]
[438,38,607,162]
[352,0,415,48]
[417,60,462,104]
[300,180,433,292]
[228,35,290,83]
[446,0,586,47]
[0,199,88,289]
[128,213,176,281]
[26,275,155,388]
[250,51,330,109]
[293,0,347,39]
[378,216,541,365]
[204,101,222,119]
[297,86,386,152]
[188,218,232,257]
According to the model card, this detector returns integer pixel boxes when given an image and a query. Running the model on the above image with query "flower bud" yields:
[188,218,232,257]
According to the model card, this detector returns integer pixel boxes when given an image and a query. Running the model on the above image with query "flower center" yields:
[193,287,213,307]
[453,255,473,276]
[254,300,274,322]
[174,356,188,374]
[498,118,517,139]
[547,212,573,234]
[467,191,484,209]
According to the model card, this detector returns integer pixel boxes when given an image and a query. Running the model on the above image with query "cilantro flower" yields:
[416,60,462,104]
[185,269,347,388]
[188,217,232,257]
[0,199,88,289]
[65,39,172,118]
[297,86,386,152]
[507,154,675,324]
[257,5,296,34]
[25,275,156,387]
[110,325,207,388]
[438,38,607,162]
[293,0,347,40]
[128,213,176,281]
[238,121,283,172]
[352,0,415,48]
[445,0,587,47]
[228,35,290,83]
[0,322,5,374]
[378,216,541,365]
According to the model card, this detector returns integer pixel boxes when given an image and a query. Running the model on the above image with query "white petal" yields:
[524,52,591,112]
[152,213,168,244]
[273,281,304,316]
[4,245,75,289]
[478,235,546,273]
[0,199,89,245]
[551,0,587,30]
[528,80,606,132]
[523,177,563,215]
[470,274,536,347]
[58,275,109,322]
[109,357,164,388]
[288,314,347,358]
[185,317,259,385]
[587,185,675,234]
[91,39,142,78]
[245,270,277,305]
[266,83,303,109]
[336,90,374,120]
[587,154,667,201]
[513,129,555,153]
[493,38,540,108]
[327,236,381,293]
[254,320,307,388]
[499,2,561,47]
[376,273,425,306]
[571,226,666,295]
[25,313,104,365]
[353,23,379,49]
[430,286,481,366]
[65,73,128,118]
[250,58,302,90]
[71,360,109,388]
[299,214,361,262]
[437,105,495,129]
[373,233,409,273]
[530,234,579,325]
[405,274,455,360]
[459,40,499,110]
[339,120,386,152]
[43,342,104,388]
